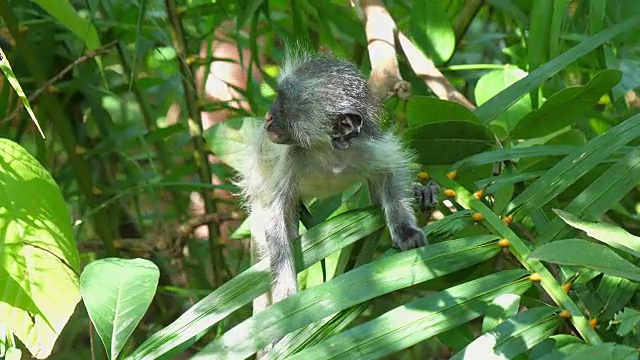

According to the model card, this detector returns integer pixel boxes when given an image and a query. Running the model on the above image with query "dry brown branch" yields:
[397,32,476,110]
[352,1,476,110]
[359,0,411,101]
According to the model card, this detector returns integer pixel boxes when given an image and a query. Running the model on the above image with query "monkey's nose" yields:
[265,112,273,125]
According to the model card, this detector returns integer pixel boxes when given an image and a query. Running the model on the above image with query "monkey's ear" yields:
[331,112,362,150]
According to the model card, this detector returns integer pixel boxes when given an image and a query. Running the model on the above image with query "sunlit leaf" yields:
[80,258,160,360]
[529,239,640,281]
[0,139,80,359]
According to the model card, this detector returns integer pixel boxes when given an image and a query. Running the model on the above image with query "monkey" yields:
[237,49,436,314]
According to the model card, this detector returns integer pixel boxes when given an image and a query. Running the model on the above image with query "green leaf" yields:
[453,145,576,171]
[475,15,640,124]
[127,208,384,360]
[529,239,640,281]
[474,67,530,136]
[530,334,585,360]
[0,48,44,138]
[80,258,159,360]
[595,275,638,320]
[31,0,101,51]
[287,270,531,360]
[510,115,640,218]
[510,70,623,138]
[553,209,640,258]
[437,325,476,353]
[563,343,639,360]
[537,143,640,243]
[204,117,259,174]
[482,294,521,333]
[0,139,80,359]
[453,307,561,360]
[615,308,640,336]
[195,235,502,358]
[405,120,494,165]
[409,0,455,64]
[406,96,481,128]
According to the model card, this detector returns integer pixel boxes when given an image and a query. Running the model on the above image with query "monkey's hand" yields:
[413,181,439,213]
[393,225,427,251]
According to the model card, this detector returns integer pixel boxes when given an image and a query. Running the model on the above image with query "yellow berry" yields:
[471,213,484,221]
[473,189,484,199]
[417,172,429,180]
[443,189,456,197]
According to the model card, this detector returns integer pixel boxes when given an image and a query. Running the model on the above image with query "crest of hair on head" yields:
[279,42,314,81]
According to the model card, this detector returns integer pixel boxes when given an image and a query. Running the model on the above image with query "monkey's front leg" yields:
[369,171,426,250]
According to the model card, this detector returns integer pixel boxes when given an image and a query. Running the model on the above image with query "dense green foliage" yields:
[2,0,640,359]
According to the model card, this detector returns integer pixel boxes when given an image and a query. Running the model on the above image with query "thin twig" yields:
[1,40,118,124]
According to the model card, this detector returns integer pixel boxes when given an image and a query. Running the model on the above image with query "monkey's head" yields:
[264,54,381,149]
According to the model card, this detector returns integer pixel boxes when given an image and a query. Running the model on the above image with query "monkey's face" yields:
[264,89,333,148]
[264,96,295,145]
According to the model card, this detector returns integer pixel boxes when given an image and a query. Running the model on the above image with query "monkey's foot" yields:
[393,225,427,251]
[413,181,439,213]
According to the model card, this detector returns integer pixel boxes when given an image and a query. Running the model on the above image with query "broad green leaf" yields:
[80,258,160,360]
[409,0,455,64]
[405,120,494,165]
[530,334,585,360]
[537,143,640,243]
[563,343,639,360]
[287,270,531,360]
[474,67,530,136]
[529,239,640,281]
[453,307,561,360]
[127,208,384,360]
[482,294,521,333]
[510,70,623,138]
[195,235,502,358]
[596,275,638,320]
[32,0,101,52]
[406,96,481,128]
[437,325,476,353]
[204,117,259,174]
[0,139,80,359]
[553,209,640,258]
[475,15,640,124]
[510,115,640,218]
